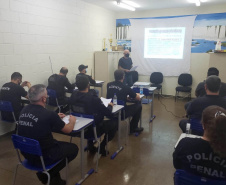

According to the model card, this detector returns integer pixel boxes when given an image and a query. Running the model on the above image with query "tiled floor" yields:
[0,96,187,185]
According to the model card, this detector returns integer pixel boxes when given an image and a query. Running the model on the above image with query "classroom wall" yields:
[116,3,226,97]
[0,0,116,135]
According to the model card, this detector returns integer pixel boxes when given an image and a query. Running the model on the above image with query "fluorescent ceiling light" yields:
[122,1,140,8]
[113,1,136,11]
[195,0,200,6]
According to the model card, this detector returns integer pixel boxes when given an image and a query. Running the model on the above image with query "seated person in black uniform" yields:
[76,64,99,96]
[196,67,226,98]
[47,67,73,113]
[118,50,133,87]
[70,75,117,156]
[0,72,31,121]
[174,105,226,180]
[179,75,226,133]
[18,84,78,185]
[107,69,143,134]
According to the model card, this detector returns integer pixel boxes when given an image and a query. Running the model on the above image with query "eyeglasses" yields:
[215,111,226,118]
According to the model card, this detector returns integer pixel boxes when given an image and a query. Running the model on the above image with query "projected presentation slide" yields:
[144,27,186,59]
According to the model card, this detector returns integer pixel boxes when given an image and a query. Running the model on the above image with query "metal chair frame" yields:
[11,134,68,185]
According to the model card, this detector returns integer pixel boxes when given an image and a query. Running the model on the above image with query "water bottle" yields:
[186,123,191,135]
[113,93,117,105]
[140,86,143,95]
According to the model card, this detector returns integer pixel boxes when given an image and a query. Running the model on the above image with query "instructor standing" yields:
[118,50,133,87]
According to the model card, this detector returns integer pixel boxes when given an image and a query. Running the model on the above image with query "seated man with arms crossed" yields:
[179,75,226,133]
[70,75,117,156]
[107,69,143,134]
[0,72,31,121]
[18,84,78,185]
[47,67,73,113]
[174,106,226,180]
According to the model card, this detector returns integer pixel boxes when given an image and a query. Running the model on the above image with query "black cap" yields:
[78,64,88,72]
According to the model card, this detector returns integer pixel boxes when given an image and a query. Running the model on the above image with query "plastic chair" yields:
[70,112,102,172]
[175,73,192,102]
[150,72,163,100]
[190,118,204,136]
[47,89,61,113]
[174,169,226,185]
[0,100,17,132]
[11,134,68,185]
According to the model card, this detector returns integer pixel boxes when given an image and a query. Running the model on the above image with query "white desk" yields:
[132,85,157,123]
[62,116,94,184]
[111,105,124,159]
[174,133,202,149]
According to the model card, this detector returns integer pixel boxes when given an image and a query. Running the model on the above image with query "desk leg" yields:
[111,110,123,159]
[81,129,85,178]
[140,107,142,128]
[150,91,156,122]
[76,129,94,185]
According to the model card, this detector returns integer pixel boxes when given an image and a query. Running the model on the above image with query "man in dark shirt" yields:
[195,67,226,97]
[0,72,31,121]
[76,64,99,96]
[70,75,117,156]
[47,67,73,113]
[118,50,133,87]
[18,84,78,185]
[107,69,143,134]
[179,75,226,133]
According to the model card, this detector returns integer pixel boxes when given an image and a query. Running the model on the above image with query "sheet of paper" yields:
[62,115,79,124]
[100,97,112,107]
[133,82,150,86]
[130,66,138,71]
[95,80,104,83]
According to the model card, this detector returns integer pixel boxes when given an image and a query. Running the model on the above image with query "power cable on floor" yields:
[158,96,185,119]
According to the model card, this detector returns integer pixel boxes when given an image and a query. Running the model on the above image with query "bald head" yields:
[60,67,68,75]
[123,50,130,58]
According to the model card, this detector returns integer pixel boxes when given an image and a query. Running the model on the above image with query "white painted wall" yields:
[116,3,226,96]
[0,0,115,135]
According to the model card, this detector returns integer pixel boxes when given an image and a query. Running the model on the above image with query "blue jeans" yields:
[124,72,133,87]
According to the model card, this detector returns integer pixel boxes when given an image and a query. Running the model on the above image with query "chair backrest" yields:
[47,89,59,107]
[190,118,204,136]
[178,74,192,86]
[0,101,14,112]
[132,87,150,96]
[150,72,163,84]
[174,169,226,185]
[47,89,57,99]
[11,134,42,156]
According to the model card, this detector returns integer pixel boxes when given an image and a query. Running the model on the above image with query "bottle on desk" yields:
[113,93,117,105]
[140,86,143,95]
[186,123,191,135]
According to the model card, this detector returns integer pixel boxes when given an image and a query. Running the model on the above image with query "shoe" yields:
[130,127,144,134]
[99,148,109,157]
[50,173,66,185]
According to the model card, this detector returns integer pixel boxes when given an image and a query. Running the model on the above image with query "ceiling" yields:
[81,0,226,11]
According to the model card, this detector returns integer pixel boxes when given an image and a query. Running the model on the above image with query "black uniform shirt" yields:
[118,57,133,70]
[0,82,27,120]
[107,81,136,103]
[76,73,96,85]
[195,81,226,97]
[18,104,65,152]
[186,95,226,120]
[47,74,73,99]
[70,91,112,124]
[173,138,226,180]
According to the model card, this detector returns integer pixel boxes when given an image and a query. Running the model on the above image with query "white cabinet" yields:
[94,51,123,97]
